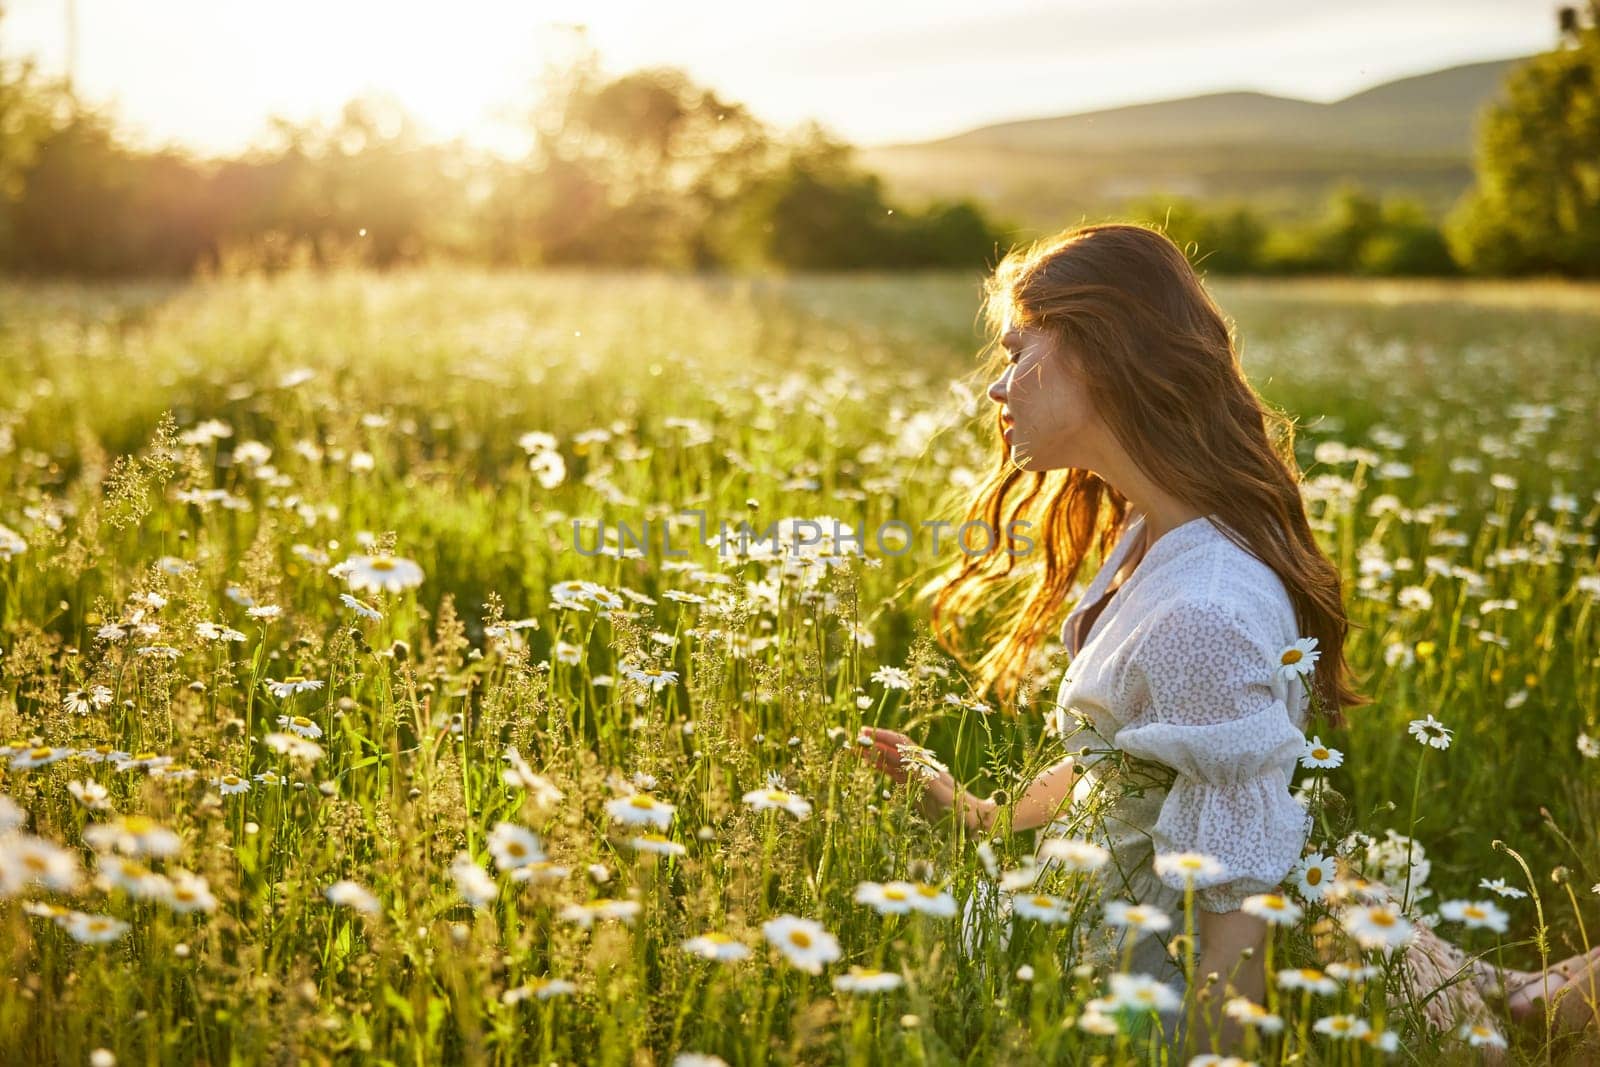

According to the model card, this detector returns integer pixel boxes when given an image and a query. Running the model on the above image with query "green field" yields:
[0,269,1597,1065]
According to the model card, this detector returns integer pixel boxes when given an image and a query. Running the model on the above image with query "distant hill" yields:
[856,57,1529,235]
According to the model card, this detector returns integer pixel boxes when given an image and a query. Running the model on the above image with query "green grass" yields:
[0,267,1597,1065]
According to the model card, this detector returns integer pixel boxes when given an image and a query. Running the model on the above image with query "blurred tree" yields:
[0,4,72,268]
[1446,1,1600,276]
[1123,195,1268,274]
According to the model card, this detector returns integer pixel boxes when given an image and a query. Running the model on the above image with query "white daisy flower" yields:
[1407,713,1453,750]
[450,853,498,909]
[1277,637,1320,680]
[1478,877,1527,899]
[0,834,83,893]
[870,666,913,691]
[340,554,425,594]
[1106,973,1181,1014]
[1241,892,1304,925]
[94,856,170,900]
[1011,892,1073,924]
[1293,853,1338,901]
[1578,733,1599,759]
[60,911,130,944]
[1223,997,1284,1033]
[558,898,642,928]
[554,641,583,666]
[1037,837,1110,873]
[1340,903,1415,953]
[500,746,565,807]
[246,604,282,620]
[275,715,323,739]
[7,746,74,770]
[1313,1014,1370,1040]
[1438,898,1509,933]
[263,731,325,761]
[627,833,687,857]
[67,779,112,811]
[1458,1023,1506,1048]
[1361,1029,1401,1053]
[681,932,750,962]
[502,977,576,1003]
[604,793,675,829]
[832,967,904,993]
[165,870,218,913]
[1325,961,1380,983]
[486,822,546,870]
[213,773,250,796]
[854,881,919,916]
[528,450,566,490]
[339,593,383,620]
[894,743,948,782]
[742,788,813,820]
[509,860,571,884]
[325,879,382,915]
[761,914,841,974]
[1299,736,1344,770]
[672,1054,729,1067]
[83,815,182,858]
[1277,968,1339,995]
[1153,851,1225,884]
[1103,900,1172,936]
[264,676,324,699]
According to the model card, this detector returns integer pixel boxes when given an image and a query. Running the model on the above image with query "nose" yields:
[988,367,1010,406]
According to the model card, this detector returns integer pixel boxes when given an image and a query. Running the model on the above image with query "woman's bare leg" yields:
[1483,946,1600,1022]
[1550,956,1600,1032]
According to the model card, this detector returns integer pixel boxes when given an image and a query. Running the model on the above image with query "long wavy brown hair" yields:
[923,222,1370,725]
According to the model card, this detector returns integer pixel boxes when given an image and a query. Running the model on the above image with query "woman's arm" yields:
[1190,908,1268,1051]
[854,728,1081,834]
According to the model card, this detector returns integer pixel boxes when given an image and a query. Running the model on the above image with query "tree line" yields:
[0,5,1595,278]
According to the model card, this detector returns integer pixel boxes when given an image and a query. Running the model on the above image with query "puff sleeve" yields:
[1112,597,1311,912]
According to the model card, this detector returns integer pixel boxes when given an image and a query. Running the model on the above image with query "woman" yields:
[852,223,1598,1052]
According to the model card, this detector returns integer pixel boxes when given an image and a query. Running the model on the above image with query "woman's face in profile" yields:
[986,316,1103,473]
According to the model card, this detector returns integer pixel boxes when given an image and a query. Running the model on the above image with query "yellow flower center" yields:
[507,842,526,857]
[28,747,52,759]
[916,885,940,898]
[705,933,732,944]
[371,558,397,571]
[1282,649,1303,664]
[884,887,908,901]
[1465,906,1485,920]
[1305,867,1323,886]
[285,675,304,684]
[1312,748,1330,760]
[629,796,656,809]
[1369,909,1396,928]
[789,930,812,948]
[1031,895,1054,908]
[123,815,157,834]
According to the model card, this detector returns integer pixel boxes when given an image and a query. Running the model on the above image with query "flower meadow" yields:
[0,268,1598,1065]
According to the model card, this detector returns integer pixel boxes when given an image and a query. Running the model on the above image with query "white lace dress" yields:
[962,506,1313,999]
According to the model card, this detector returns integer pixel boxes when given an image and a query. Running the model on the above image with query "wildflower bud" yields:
[1240,946,1254,959]
[1552,866,1571,884]
[408,788,422,800]
[188,680,206,692]
[746,499,759,510]
[174,943,190,958]
[319,781,337,796]
[244,821,259,834]
[900,1014,921,1028]
[390,639,409,662]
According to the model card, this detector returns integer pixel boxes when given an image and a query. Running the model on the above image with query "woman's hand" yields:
[852,727,991,830]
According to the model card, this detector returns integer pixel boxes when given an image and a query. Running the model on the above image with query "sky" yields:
[0,0,1564,158]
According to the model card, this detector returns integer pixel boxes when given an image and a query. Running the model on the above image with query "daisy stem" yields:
[1400,747,1426,912]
